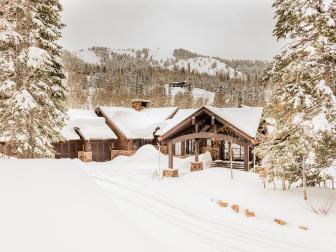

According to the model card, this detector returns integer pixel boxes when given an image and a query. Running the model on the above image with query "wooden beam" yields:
[200,125,211,132]
[171,132,246,147]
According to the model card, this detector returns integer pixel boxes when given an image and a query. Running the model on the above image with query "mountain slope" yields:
[64,47,269,109]
[76,47,244,78]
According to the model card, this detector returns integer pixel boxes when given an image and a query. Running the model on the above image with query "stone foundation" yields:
[78,151,92,162]
[191,161,203,172]
[111,150,136,159]
[163,169,179,178]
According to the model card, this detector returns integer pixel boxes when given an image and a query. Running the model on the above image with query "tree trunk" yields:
[281,179,286,190]
[303,156,308,200]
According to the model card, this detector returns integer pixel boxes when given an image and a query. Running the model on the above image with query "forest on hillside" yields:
[63,47,271,109]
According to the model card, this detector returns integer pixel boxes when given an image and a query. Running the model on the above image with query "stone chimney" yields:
[131,99,151,111]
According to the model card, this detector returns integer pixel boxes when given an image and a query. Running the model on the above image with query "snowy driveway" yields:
[85,147,336,252]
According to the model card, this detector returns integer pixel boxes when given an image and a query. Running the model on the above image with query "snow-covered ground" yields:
[1,145,335,252]
[0,158,172,252]
[86,146,336,252]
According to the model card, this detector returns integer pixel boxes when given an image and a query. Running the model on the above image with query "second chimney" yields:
[131,99,151,111]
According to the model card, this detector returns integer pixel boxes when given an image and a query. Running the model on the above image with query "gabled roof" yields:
[205,106,264,138]
[62,109,117,141]
[157,106,264,139]
[98,106,178,139]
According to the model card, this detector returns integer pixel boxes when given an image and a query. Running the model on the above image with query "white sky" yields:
[60,0,281,60]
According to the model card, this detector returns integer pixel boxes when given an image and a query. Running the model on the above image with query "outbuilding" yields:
[54,109,117,162]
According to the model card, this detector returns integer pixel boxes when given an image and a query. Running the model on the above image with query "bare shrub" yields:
[310,198,334,216]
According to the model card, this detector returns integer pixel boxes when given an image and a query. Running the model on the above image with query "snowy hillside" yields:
[76,47,242,78]
[166,85,215,105]
[75,49,100,64]
[167,57,241,78]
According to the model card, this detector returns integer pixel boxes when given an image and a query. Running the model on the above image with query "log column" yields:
[168,141,173,169]
[163,141,178,177]
[195,140,199,162]
[195,124,199,162]
[181,141,186,156]
[244,144,249,171]
[229,141,233,179]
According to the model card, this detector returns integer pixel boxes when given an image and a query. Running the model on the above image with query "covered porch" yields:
[157,106,263,175]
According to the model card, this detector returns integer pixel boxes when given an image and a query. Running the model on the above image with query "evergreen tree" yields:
[257,0,336,197]
[0,0,67,158]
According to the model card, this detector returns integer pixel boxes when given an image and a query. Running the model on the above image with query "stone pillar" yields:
[191,161,203,172]
[111,150,136,159]
[79,141,92,162]
[78,151,92,162]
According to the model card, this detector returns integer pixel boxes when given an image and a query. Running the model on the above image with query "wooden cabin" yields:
[95,101,178,159]
[54,109,117,162]
[156,106,264,171]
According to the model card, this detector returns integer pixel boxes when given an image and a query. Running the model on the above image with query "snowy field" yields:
[0,145,335,252]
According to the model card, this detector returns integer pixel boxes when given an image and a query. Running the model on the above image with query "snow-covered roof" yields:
[98,106,178,139]
[156,109,198,136]
[157,106,264,139]
[205,106,264,138]
[62,109,117,141]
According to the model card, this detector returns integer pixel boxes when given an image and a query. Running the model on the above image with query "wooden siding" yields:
[54,140,83,159]
[91,140,112,162]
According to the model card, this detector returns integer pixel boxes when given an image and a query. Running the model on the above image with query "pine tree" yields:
[257,0,336,197]
[0,0,67,158]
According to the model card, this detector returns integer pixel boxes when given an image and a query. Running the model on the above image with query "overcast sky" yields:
[60,0,281,60]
